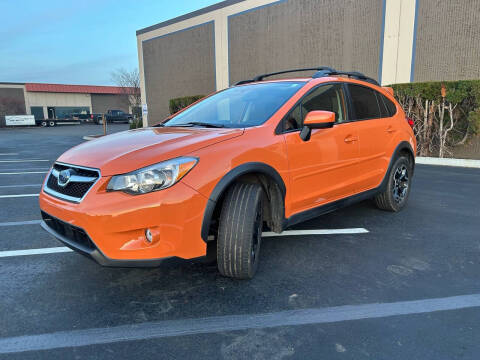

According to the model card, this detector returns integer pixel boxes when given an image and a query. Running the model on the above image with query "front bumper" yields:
[40,212,166,267]
[39,177,208,266]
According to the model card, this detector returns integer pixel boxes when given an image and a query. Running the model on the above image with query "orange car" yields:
[39,67,416,279]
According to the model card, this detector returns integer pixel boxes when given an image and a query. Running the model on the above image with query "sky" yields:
[0,0,220,85]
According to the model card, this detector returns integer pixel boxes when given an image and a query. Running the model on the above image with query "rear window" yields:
[348,84,381,120]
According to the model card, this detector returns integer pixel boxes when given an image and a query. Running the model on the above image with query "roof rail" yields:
[312,69,380,86]
[235,67,336,85]
[234,67,380,86]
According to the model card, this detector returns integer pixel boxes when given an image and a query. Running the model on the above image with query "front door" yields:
[282,83,360,215]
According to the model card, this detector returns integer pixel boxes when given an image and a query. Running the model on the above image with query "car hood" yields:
[57,127,244,176]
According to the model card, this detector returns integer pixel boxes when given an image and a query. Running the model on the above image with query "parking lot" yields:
[0,124,479,359]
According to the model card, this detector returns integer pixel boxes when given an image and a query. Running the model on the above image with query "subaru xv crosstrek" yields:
[39,67,416,279]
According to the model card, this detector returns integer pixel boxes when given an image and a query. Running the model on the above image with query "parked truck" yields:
[103,109,133,124]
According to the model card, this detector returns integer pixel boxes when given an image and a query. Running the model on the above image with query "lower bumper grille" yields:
[41,211,95,252]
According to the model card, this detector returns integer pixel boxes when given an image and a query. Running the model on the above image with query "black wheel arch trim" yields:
[200,162,286,242]
[201,142,414,241]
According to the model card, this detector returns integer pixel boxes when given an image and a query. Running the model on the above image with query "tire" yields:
[374,155,412,212]
[40,121,47,127]
[48,121,56,127]
[217,182,263,279]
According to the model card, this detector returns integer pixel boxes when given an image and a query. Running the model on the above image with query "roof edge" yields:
[136,0,246,36]
[0,82,25,85]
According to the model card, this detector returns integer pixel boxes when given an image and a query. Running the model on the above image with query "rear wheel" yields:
[217,182,263,279]
[374,155,412,212]
[48,121,55,127]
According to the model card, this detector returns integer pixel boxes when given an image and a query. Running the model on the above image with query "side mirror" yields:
[300,111,335,141]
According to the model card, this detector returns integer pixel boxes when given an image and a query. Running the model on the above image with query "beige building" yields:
[0,82,133,126]
[136,0,480,126]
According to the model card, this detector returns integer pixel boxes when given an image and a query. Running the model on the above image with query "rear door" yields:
[346,84,396,191]
[282,83,360,214]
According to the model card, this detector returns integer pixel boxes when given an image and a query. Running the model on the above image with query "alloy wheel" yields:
[392,165,409,203]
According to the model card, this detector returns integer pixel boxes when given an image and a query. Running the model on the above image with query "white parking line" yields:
[0,159,50,163]
[0,194,39,198]
[0,247,72,258]
[0,171,48,175]
[1,293,479,354]
[0,184,42,188]
[0,220,42,227]
[0,153,18,156]
[262,228,369,237]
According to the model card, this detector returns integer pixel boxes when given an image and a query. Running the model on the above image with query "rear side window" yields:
[381,94,397,117]
[348,84,381,120]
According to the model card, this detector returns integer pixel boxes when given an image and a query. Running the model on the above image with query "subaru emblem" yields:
[58,169,72,187]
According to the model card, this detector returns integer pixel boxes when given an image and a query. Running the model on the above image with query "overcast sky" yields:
[0,0,219,85]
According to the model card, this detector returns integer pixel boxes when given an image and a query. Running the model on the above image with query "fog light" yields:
[145,229,153,243]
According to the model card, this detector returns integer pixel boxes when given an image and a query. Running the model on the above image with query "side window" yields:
[348,84,381,120]
[284,103,302,131]
[376,92,389,118]
[282,84,348,132]
[382,94,397,117]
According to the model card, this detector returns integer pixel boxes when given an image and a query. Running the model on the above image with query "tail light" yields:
[90,114,94,119]
[406,117,414,129]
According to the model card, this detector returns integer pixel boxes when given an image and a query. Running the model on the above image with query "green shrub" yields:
[169,95,205,115]
[129,118,143,129]
[390,80,480,157]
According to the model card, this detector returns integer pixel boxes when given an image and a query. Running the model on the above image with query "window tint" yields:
[376,92,389,118]
[382,95,397,116]
[284,103,302,131]
[283,84,348,131]
[348,84,381,120]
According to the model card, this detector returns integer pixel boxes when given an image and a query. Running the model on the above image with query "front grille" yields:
[41,211,95,251]
[46,175,93,198]
[44,163,100,202]
[52,163,98,178]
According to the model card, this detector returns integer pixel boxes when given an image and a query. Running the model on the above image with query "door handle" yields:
[386,126,396,133]
[344,136,358,143]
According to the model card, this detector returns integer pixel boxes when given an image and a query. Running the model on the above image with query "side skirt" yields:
[284,186,381,229]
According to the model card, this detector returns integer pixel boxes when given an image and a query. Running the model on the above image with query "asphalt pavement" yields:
[0,124,479,359]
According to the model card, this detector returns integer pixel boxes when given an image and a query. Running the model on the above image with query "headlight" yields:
[107,157,198,195]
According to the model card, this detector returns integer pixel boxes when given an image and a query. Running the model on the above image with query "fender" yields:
[200,162,286,242]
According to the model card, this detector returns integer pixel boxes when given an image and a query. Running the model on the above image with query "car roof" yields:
[240,76,382,91]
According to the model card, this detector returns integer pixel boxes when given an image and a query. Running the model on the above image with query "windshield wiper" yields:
[170,122,225,128]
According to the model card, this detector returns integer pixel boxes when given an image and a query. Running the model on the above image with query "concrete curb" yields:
[82,135,104,141]
[416,157,480,169]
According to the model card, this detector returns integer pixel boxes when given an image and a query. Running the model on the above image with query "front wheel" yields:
[374,155,412,212]
[217,182,263,279]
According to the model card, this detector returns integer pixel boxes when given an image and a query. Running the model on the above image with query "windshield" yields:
[163,82,305,128]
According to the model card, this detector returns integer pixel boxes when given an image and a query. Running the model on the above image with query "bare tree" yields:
[0,97,25,116]
[111,68,141,117]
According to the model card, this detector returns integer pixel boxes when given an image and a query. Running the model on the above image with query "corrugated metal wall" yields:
[413,0,480,82]
[142,22,216,121]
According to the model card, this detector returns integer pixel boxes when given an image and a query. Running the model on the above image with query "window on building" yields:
[30,107,44,120]
[53,107,90,119]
